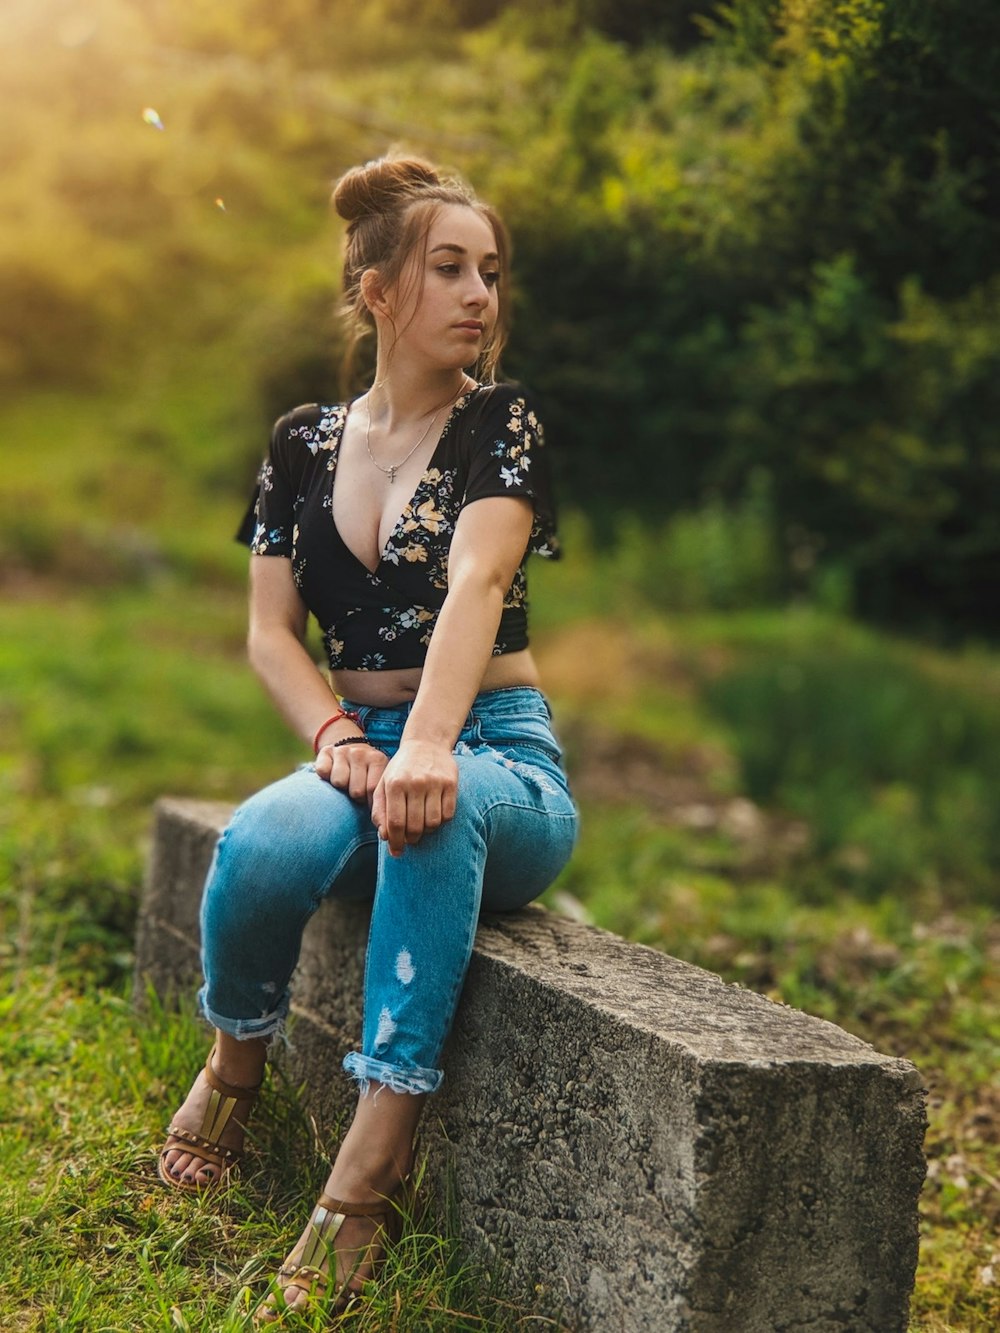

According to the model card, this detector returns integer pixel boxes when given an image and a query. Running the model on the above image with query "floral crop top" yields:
[237,383,559,671]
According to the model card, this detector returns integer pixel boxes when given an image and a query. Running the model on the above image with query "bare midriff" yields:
[330,647,541,708]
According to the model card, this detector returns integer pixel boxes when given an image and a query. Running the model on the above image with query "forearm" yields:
[401,576,505,747]
[248,625,362,748]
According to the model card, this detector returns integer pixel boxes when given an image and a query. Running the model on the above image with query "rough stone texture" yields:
[136,797,927,1332]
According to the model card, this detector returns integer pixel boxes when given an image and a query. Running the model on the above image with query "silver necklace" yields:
[364,380,470,483]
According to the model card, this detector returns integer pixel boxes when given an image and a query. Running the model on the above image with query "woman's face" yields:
[382,203,501,371]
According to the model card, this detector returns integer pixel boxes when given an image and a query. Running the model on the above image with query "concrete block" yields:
[136,798,926,1332]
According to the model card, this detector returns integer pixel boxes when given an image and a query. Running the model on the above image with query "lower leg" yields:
[265,1084,425,1316]
[328,1083,425,1197]
[214,1031,268,1087]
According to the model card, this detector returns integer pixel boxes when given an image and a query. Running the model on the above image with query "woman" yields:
[157,155,578,1319]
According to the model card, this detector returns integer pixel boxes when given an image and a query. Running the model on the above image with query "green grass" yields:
[1,974,563,1332]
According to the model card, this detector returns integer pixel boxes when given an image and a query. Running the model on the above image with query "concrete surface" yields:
[136,797,926,1332]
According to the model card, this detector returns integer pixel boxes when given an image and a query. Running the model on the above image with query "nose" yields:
[463,273,490,309]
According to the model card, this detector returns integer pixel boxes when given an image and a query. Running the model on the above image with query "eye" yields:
[436,263,460,276]
[482,270,501,287]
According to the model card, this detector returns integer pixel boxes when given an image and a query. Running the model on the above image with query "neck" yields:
[366,359,473,429]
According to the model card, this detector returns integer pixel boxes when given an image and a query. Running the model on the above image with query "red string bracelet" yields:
[312,708,363,754]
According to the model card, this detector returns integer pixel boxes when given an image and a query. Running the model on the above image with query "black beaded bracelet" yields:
[328,735,382,752]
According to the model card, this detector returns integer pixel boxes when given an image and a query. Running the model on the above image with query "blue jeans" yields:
[198,687,578,1095]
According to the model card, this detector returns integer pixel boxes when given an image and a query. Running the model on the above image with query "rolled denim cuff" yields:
[198,983,289,1043]
[342,1051,443,1096]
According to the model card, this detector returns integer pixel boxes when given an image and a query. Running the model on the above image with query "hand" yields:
[315,739,389,805]
[371,740,458,857]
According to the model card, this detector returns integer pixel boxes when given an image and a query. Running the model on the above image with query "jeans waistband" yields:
[340,686,552,729]
[341,686,562,763]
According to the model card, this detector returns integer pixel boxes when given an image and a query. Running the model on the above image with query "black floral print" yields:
[237,383,558,671]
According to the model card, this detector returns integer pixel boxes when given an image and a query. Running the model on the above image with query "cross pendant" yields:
[388,466,397,483]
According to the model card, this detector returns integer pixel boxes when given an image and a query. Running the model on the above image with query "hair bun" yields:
[333,156,441,223]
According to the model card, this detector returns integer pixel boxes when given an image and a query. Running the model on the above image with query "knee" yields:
[205,772,355,917]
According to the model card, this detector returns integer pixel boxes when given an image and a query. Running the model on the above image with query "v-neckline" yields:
[328,387,477,577]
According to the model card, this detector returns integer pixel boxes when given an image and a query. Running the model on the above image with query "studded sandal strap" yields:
[277,1262,327,1290]
[161,1123,239,1166]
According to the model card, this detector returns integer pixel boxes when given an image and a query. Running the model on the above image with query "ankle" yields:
[328,1145,411,1201]
[211,1037,266,1090]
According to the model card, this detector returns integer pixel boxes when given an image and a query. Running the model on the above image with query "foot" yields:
[160,1048,263,1188]
[258,1159,411,1321]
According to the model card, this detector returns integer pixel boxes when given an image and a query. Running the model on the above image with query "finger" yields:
[384,783,410,857]
[347,755,369,803]
[405,788,428,845]
[441,780,458,823]
[367,755,387,806]
[422,788,443,833]
[371,778,386,831]
[326,751,352,790]
[314,747,332,780]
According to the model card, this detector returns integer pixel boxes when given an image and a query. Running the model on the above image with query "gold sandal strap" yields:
[300,1202,350,1272]
[199,1086,239,1144]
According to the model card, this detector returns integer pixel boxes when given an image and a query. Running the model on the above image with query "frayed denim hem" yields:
[342,1051,443,1096]
[198,983,290,1045]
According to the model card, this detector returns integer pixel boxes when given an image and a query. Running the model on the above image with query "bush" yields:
[703,642,1000,896]
[609,469,781,610]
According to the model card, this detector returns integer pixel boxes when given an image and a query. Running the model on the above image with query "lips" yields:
[455,321,485,333]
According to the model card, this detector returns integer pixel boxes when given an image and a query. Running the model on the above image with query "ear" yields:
[360,268,390,317]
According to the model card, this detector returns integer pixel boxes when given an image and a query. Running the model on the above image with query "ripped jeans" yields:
[198,687,578,1095]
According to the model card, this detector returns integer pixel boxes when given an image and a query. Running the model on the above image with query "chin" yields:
[436,353,478,373]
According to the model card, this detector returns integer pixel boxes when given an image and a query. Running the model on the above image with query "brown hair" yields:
[332,154,511,389]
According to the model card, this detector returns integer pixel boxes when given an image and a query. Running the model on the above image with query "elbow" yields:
[448,564,510,605]
[246,625,267,677]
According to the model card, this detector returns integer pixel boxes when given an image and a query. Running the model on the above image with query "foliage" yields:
[3,0,999,630]
[607,468,781,610]
[488,0,1000,632]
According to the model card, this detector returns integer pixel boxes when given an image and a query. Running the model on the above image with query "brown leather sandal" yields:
[257,1184,409,1322]
[157,1046,262,1193]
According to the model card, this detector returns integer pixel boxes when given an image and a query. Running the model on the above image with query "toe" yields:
[181,1156,213,1186]
[170,1151,194,1178]
[284,1283,309,1312]
[193,1161,219,1186]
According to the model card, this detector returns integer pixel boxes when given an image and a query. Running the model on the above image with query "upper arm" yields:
[459,387,559,561]
[447,494,534,594]
[249,554,308,641]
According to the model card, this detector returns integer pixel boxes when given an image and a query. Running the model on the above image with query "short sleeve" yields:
[235,413,296,556]
[461,385,560,559]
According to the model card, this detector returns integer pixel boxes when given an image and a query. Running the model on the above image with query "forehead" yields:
[425,203,497,256]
